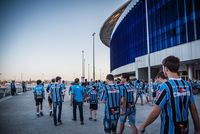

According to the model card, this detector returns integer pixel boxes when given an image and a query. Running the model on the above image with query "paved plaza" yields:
[0,91,199,134]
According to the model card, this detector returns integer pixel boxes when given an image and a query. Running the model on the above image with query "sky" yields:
[0,0,127,81]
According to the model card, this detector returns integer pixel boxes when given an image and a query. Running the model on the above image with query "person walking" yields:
[119,73,138,134]
[50,76,63,126]
[101,74,121,134]
[33,80,45,117]
[139,56,200,134]
[11,80,17,96]
[70,78,85,125]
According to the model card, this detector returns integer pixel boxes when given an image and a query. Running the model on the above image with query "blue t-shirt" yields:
[50,83,62,103]
[71,84,85,102]
[33,84,44,99]
[155,79,195,133]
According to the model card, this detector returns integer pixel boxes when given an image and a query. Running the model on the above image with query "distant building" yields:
[100,0,200,80]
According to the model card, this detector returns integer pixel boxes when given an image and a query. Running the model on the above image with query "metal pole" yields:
[82,50,85,79]
[145,0,151,92]
[92,32,96,81]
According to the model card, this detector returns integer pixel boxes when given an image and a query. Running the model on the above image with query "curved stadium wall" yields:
[110,0,200,73]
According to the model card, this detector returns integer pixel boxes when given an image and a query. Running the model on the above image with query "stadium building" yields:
[100,0,200,81]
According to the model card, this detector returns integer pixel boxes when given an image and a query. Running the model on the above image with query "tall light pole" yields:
[82,50,85,80]
[145,0,151,92]
[92,32,96,81]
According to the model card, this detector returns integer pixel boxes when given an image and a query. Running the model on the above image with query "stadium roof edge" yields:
[99,0,131,47]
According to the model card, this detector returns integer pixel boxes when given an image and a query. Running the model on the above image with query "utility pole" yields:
[92,32,96,81]
[82,50,85,81]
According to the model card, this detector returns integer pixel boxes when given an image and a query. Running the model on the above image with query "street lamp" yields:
[92,32,96,81]
[145,0,151,96]
[81,50,85,82]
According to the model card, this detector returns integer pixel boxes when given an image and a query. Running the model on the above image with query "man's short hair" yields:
[56,76,62,82]
[51,78,55,83]
[36,80,42,85]
[121,73,130,81]
[162,56,180,73]
[156,71,167,80]
[74,78,79,83]
[106,74,114,81]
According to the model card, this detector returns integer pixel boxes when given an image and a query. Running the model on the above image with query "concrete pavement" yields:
[0,91,199,134]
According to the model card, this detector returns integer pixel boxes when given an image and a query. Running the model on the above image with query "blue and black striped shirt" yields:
[101,84,121,120]
[155,78,195,134]
[121,83,135,113]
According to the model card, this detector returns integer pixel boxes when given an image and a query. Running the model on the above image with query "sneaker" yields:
[49,111,52,116]
[40,112,43,116]
[93,119,97,121]
[80,122,84,125]
[58,121,62,125]
[36,113,40,117]
[88,117,92,120]
[54,123,57,126]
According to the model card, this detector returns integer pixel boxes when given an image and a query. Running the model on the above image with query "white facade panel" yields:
[112,62,136,75]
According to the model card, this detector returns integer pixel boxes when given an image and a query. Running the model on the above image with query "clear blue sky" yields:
[0,0,127,81]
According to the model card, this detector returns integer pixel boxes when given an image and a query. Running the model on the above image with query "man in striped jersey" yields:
[101,74,121,134]
[139,56,200,134]
[50,76,63,126]
[119,73,138,134]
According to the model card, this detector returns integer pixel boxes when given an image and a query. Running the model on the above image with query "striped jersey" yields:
[87,89,99,104]
[101,84,121,120]
[155,78,195,134]
[50,83,62,103]
[121,83,135,113]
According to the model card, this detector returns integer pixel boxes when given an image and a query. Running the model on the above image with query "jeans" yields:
[73,100,83,122]
[53,101,62,125]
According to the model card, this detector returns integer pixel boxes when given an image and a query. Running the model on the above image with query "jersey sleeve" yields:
[155,83,168,109]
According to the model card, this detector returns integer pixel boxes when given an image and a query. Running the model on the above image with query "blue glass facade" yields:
[148,0,200,53]
[110,0,147,71]
[110,0,200,72]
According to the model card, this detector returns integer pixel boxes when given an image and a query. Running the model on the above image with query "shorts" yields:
[90,103,98,110]
[35,98,43,106]
[103,118,118,133]
[120,109,136,125]
[48,96,52,104]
